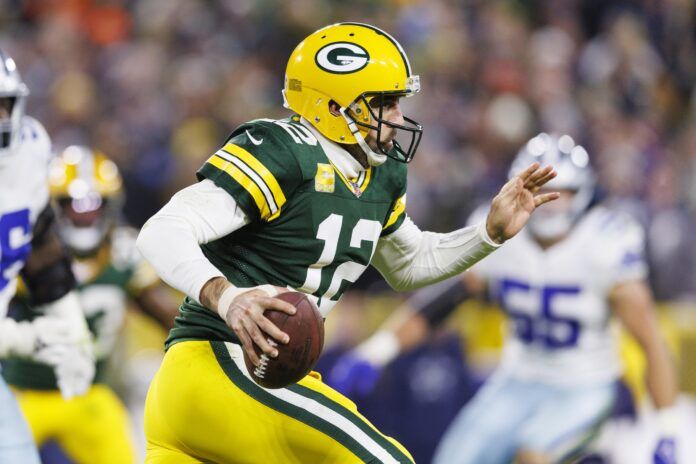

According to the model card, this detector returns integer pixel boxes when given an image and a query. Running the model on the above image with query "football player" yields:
[136,23,558,463]
[2,146,179,464]
[329,133,678,464]
[0,50,94,463]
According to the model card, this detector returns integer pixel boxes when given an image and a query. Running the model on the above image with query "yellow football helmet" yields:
[49,145,123,256]
[283,22,423,165]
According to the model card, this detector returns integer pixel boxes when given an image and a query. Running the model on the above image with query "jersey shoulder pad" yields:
[588,206,645,247]
[586,206,647,282]
[197,118,312,222]
[20,116,52,164]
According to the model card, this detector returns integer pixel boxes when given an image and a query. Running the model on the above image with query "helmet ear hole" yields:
[328,100,342,117]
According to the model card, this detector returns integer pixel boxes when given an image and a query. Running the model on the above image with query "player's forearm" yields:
[136,181,249,302]
[644,340,678,409]
[372,217,500,291]
[199,277,232,312]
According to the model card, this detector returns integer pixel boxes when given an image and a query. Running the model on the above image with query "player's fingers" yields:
[262,297,297,315]
[255,314,290,345]
[524,165,554,188]
[534,191,560,207]
[527,167,556,188]
[243,317,279,358]
[236,327,261,366]
[515,162,540,183]
[534,169,557,188]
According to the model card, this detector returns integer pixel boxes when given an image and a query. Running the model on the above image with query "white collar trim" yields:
[300,117,365,179]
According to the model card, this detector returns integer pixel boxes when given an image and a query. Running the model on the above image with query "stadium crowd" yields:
[1,0,694,301]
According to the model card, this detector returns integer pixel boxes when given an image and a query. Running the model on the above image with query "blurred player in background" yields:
[2,146,179,464]
[329,133,679,464]
[136,22,559,464]
[0,49,94,463]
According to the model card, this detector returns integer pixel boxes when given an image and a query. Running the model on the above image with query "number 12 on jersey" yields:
[299,214,382,315]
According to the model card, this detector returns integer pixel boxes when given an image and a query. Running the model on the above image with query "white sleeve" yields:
[136,179,250,302]
[371,215,501,291]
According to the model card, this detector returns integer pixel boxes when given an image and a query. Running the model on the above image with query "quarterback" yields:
[137,23,558,463]
[0,49,94,462]
[330,134,678,464]
[2,146,178,464]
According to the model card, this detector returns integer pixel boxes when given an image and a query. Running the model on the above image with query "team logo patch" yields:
[315,42,370,74]
[315,163,335,193]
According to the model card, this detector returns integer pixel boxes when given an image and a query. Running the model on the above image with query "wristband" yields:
[216,284,280,320]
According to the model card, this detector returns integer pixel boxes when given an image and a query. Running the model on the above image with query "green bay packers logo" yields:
[315,42,370,74]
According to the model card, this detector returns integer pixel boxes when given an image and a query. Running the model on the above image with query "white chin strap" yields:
[339,107,387,167]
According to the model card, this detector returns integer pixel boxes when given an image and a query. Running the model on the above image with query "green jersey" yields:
[2,227,160,390]
[166,116,407,348]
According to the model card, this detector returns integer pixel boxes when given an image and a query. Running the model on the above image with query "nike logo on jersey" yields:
[246,130,263,146]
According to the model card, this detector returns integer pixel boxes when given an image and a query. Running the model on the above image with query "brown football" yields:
[243,291,324,389]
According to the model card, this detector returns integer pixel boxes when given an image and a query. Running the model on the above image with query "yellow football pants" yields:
[13,384,136,464]
[144,340,414,463]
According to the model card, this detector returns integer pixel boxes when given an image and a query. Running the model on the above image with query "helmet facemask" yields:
[55,194,122,257]
[49,146,124,257]
[344,91,423,164]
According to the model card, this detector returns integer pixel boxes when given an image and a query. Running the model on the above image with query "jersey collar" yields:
[300,117,365,180]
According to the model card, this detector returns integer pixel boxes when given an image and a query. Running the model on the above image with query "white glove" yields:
[36,291,96,400]
[0,316,76,358]
[34,344,95,400]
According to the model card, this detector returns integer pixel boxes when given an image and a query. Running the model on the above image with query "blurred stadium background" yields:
[1,0,694,462]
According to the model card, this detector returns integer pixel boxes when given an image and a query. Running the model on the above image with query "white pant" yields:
[433,372,616,464]
[0,375,40,464]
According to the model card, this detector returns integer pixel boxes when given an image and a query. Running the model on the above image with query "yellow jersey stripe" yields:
[359,166,372,191]
[222,143,286,212]
[207,155,273,220]
[215,149,279,217]
[383,194,406,230]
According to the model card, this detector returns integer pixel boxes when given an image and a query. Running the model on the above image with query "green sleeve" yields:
[197,121,303,222]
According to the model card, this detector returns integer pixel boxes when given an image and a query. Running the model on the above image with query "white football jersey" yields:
[469,205,647,386]
[0,116,51,317]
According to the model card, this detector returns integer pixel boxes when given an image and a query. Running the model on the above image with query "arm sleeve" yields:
[136,179,250,302]
[371,215,501,291]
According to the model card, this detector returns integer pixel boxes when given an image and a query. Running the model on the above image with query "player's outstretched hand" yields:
[327,352,381,397]
[223,287,296,367]
[485,163,559,244]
